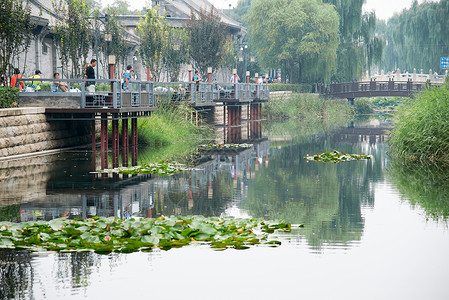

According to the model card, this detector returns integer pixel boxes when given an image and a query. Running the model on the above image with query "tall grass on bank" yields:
[135,103,213,146]
[388,85,449,161]
[264,93,352,121]
[263,93,353,144]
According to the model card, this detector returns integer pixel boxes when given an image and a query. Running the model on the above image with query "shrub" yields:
[388,85,449,161]
[354,98,374,115]
[0,87,19,108]
[268,83,302,93]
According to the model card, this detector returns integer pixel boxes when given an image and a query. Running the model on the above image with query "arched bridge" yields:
[319,80,445,104]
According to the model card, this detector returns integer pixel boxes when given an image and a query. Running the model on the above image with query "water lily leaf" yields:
[49,219,66,231]
[141,235,159,245]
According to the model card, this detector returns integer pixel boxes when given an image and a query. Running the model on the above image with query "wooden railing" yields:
[319,80,444,99]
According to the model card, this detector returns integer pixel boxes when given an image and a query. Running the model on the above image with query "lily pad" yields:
[304,150,373,163]
[0,216,293,254]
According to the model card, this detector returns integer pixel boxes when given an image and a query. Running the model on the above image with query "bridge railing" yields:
[17,78,270,108]
[319,79,442,97]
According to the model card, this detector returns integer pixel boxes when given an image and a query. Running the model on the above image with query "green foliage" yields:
[137,7,169,81]
[369,97,405,109]
[353,98,374,114]
[0,87,19,108]
[0,0,32,84]
[269,83,303,93]
[304,150,372,163]
[102,160,184,176]
[99,8,129,73]
[263,93,352,121]
[186,8,227,78]
[134,102,213,146]
[53,0,92,78]
[388,85,449,161]
[106,0,143,15]
[324,0,383,82]
[378,0,449,73]
[246,0,340,84]
[164,27,189,81]
[388,159,449,222]
[0,216,290,253]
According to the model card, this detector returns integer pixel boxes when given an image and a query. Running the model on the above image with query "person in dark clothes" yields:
[84,59,96,86]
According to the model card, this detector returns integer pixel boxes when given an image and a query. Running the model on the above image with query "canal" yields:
[1,116,448,300]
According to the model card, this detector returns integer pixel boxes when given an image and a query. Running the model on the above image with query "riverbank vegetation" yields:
[263,93,353,144]
[388,85,449,161]
[389,160,449,221]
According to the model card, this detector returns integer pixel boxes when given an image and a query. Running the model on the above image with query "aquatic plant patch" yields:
[304,150,372,163]
[200,143,253,150]
[0,216,293,254]
[99,160,184,176]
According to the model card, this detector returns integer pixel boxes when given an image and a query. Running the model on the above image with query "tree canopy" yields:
[0,0,33,84]
[246,0,340,84]
[378,0,449,74]
[186,8,227,78]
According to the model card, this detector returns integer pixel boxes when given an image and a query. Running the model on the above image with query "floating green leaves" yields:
[200,143,253,150]
[304,150,373,163]
[99,160,184,176]
[0,216,293,254]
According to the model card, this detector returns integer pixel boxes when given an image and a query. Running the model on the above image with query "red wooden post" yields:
[100,113,108,170]
[112,118,119,168]
[131,116,138,166]
[146,67,151,81]
[208,67,212,83]
[122,115,129,167]
[91,119,96,172]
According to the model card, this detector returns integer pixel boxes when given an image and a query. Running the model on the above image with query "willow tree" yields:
[186,8,227,78]
[53,0,92,78]
[246,0,340,84]
[0,0,32,84]
[137,7,169,81]
[323,0,383,82]
[379,0,449,73]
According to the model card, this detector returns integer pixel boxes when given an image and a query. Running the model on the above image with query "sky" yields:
[101,0,437,21]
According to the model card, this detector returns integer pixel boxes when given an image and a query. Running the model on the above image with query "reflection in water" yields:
[389,160,449,221]
[0,250,33,299]
[241,118,391,250]
[0,117,406,298]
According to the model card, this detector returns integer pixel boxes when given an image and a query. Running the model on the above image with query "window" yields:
[42,43,48,55]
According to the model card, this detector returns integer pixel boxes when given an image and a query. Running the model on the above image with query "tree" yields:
[53,0,92,78]
[137,7,169,81]
[164,27,189,82]
[0,0,33,85]
[378,0,449,74]
[186,8,227,78]
[98,8,130,77]
[108,0,142,15]
[246,0,340,84]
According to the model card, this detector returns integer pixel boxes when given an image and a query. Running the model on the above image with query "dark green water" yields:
[0,117,448,300]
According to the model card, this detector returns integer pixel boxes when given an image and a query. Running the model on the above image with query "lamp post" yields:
[208,67,212,83]
[239,43,248,82]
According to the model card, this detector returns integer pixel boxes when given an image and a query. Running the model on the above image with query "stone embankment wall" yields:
[0,107,91,158]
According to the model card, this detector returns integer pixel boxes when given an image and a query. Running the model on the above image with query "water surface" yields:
[1,117,448,300]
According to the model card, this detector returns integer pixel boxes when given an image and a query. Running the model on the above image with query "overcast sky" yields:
[101,0,437,21]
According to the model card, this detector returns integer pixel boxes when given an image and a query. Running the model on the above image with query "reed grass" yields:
[263,93,352,121]
[134,102,213,146]
[388,85,449,161]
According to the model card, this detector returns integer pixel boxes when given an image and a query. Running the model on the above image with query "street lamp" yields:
[239,43,248,82]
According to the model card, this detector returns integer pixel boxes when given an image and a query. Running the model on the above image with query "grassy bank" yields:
[117,103,213,164]
[263,93,353,144]
[388,85,449,161]
[263,93,352,121]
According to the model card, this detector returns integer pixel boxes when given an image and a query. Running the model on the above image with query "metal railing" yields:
[17,78,270,108]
